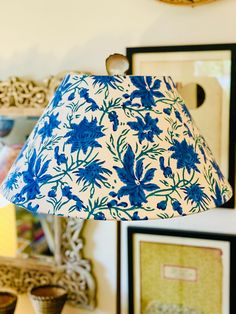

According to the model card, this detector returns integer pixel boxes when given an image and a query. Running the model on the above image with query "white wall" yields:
[0,0,235,313]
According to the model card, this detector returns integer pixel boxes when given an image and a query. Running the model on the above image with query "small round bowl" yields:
[0,291,17,314]
[29,285,67,314]
[0,118,14,137]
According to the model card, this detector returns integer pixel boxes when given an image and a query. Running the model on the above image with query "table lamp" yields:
[0,56,232,221]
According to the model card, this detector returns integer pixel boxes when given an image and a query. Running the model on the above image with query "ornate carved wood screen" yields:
[0,71,78,116]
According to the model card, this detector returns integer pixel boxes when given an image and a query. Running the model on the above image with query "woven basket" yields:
[0,291,17,314]
[29,285,67,314]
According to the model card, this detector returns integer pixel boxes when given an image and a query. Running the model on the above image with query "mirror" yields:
[0,116,55,259]
[16,207,55,258]
[0,73,96,309]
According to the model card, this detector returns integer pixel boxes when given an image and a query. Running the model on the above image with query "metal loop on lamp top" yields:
[0,73,232,220]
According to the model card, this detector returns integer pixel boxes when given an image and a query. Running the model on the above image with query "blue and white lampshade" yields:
[0,74,232,220]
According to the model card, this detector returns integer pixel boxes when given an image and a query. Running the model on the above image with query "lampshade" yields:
[0,74,232,220]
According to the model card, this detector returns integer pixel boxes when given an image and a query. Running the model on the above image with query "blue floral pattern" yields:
[114,145,159,206]
[129,76,164,109]
[64,117,104,154]
[169,139,200,174]
[0,74,232,220]
[127,113,162,143]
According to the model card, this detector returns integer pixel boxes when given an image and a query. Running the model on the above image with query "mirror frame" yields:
[0,73,96,309]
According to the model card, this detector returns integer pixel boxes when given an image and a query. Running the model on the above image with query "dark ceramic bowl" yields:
[0,291,17,314]
[0,118,14,137]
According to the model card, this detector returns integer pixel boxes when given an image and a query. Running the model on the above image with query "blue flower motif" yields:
[62,186,72,197]
[54,146,67,165]
[164,77,172,91]
[92,76,122,89]
[172,200,183,215]
[109,191,117,198]
[38,113,60,140]
[13,193,25,203]
[212,182,223,207]
[127,113,162,144]
[28,202,39,213]
[79,88,89,98]
[211,160,224,180]
[68,90,76,101]
[114,145,159,206]
[174,110,182,122]
[159,157,172,178]
[74,160,112,188]
[107,199,128,208]
[73,197,84,211]
[5,172,21,190]
[108,111,119,131]
[157,200,167,210]
[119,202,128,207]
[61,185,84,211]
[183,183,210,209]
[169,139,200,174]
[107,199,118,208]
[79,88,99,111]
[184,123,193,138]
[65,117,105,154]
[94,212,106,220]
[164,108,171,116]
[51,74,72,108]
[132,211,148,220]
[21,150,52,200]
[122,96,140,109]
[182,104,192,120]
[199,146,207,163]
[48,190,56,198]
[129,76,164,109]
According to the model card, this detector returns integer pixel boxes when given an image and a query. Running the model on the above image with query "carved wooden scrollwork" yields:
[58,218,96,309]
[0,71,84,116]
[0,264,55,294]
[0,77,47,109]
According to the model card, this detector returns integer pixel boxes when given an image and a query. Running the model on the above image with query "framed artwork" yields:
[126,44,236,208]
[128,227,236,314]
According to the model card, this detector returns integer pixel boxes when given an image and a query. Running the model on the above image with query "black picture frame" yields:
[128,226,236,314]
[126,44,236,208]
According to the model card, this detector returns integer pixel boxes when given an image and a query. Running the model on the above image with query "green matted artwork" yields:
[128,227,236,314]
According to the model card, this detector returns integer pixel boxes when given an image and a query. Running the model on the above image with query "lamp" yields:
[0,72,232,220]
